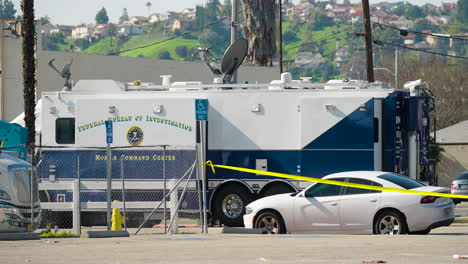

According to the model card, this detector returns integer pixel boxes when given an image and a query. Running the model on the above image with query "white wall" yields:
[0,24,279,121]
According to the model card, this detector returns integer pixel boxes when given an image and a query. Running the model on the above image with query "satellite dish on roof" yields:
[198,38,248,84]
[220,38,248,82]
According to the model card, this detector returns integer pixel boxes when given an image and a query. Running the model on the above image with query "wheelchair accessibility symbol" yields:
[195,99,208,121]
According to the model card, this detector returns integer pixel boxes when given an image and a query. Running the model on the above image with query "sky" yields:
[10,0,455,25]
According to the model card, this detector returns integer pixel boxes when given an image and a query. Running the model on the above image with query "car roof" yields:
[323,171,388,180]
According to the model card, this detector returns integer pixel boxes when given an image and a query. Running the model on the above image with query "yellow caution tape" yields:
[202,161,468,200]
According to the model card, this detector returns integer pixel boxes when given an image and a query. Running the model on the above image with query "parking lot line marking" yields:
[272,235,334,238]
[202,161,468,200]
[157,238,210,241]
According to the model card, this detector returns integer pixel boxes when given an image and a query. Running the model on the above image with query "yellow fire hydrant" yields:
[111,200,125,231]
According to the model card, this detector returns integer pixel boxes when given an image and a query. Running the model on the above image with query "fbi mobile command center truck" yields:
[30,74,434,227]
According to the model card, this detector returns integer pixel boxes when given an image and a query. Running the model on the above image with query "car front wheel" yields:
[374,210,408,235]
[254,211,286,234]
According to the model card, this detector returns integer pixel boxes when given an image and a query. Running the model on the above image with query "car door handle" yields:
[330,202,338,206]
[370,199,378,202]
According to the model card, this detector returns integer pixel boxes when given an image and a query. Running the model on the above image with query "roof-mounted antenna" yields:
[198,38,248,84]
[48,58,73,91]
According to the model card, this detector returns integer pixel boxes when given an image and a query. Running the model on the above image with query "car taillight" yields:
[421,196,439,204]
[452,183,457,190]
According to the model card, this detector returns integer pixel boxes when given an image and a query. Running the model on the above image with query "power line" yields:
[284,25,352,53]
[374,22,468,42]
[288,1,321,36]
[374,40,468,60]
[370,14,468,30]
[110,12,239,56]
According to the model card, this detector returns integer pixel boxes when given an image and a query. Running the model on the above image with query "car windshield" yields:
[456,173,468,180]
[378,173,425,189]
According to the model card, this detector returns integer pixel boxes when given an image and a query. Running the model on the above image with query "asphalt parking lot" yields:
[0,203,467,264]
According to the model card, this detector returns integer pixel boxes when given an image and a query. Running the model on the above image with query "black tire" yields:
[261,184,295,198]
[254,211,286,234]
[373,210,408,235]
[213,185,253,227]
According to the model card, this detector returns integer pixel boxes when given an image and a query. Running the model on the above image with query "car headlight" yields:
[245,207,253,215]
[0,190,11,200]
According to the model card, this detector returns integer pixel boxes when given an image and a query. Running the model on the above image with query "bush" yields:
[175,46,188,58]
[158,51,172,60]
[283,31,299,44]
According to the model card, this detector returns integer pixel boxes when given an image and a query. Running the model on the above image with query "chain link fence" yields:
[36,145,206,235]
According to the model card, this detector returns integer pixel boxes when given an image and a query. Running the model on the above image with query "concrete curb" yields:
[221,227,263,234]
[82,230,130,238]
[454,217,468,224]
[0,232,40,241]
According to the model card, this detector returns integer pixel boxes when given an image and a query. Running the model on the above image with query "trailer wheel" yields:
[213,185,253,227]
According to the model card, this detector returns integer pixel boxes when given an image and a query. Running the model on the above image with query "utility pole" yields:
[231,0,238,83]
[362,0,374,82]
[394,48,398,88]
[278,0,283,73]
[22,0,36,154]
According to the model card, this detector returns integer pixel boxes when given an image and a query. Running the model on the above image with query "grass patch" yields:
[119,38,199,60]
[40,232,80,238]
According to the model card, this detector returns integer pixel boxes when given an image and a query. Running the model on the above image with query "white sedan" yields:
[243,171,455,235]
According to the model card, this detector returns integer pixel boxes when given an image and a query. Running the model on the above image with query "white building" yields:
[117,24,146,36]
[130,16,150,25]
[71,24,91,40]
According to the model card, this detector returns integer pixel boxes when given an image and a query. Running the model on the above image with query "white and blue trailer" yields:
[27,74,434,227]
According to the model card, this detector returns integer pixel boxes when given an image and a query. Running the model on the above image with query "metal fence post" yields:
[120,156,127,230]
[163,145,167,234]
[72,179,81,234]
[169,179,178,234]
[106,146,112,231]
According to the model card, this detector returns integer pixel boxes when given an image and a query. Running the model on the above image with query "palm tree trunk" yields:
[241,0,277,66]
[21,0,36,154]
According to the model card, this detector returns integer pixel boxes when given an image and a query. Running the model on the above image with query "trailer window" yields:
[56,118,75,144]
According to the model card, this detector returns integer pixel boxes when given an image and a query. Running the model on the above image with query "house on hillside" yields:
[130,16,150,25]
[52,25,74,37]
[182,8,196,20]
[294,52,325,68]
[325,3,355,11]
[41,24,57,35]
[71,24,93,40]
[117,24,146,36]
[166,11,181,20]
[349,7,363,17]
[404,34,416,45]
[381,14,400,22]
[435,120,468,187]
[391,19,416,29]
[91,24,108,39]
[282,2,295,17]
[169,19,195,32]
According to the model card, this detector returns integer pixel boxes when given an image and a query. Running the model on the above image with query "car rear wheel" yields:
[374,210,408,235]
[254,211,286,234]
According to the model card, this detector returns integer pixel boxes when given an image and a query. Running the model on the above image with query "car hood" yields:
[247,193,294,209]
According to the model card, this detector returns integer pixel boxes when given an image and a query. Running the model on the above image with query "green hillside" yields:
[120,38,199,60]
[83,35,199,60]
[83,38,116,55]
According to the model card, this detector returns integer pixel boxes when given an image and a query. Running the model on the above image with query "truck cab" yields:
[0,152,41,232]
